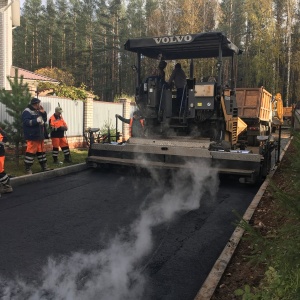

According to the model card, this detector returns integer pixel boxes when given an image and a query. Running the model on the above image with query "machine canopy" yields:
[124,32,242,60]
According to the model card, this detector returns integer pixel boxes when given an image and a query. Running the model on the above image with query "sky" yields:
[19,0,47,9]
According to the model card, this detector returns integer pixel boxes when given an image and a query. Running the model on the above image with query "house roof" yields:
[10,66,60,83]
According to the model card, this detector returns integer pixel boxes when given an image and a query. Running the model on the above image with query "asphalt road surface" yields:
[0,166,258,300]
[0,130,291,300]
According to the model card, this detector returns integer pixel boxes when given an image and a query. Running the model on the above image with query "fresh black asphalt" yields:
[0,130,290,299]
[0,167,258,299]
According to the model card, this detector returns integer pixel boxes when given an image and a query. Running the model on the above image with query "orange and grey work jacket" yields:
[49,114,68,138]
[0,128,7,143]
[129,118,144,137]
[0,130,7,173]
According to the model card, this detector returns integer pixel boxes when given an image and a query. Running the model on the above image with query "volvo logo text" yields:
[153,35,192,44]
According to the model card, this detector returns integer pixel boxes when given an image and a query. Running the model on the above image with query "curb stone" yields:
[10,163,88,187]
[194,137,293,300]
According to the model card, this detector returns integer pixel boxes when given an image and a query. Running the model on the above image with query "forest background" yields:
[14,0,300,104]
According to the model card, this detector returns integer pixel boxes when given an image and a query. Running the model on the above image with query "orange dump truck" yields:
[235,87,272,146]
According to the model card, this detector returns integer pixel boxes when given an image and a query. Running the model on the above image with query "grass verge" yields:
[235,131,300,299]
[4,149,88,177]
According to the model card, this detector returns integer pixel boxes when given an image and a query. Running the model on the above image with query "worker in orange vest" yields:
[115,111,145,137]
[0,128,13,194]
[49,107,71,163]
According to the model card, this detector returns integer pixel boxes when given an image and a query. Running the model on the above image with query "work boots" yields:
[0,183,13,194]
[25,163,33,175]
[40,162,51,172]
[63,154,72,163]
[53,157,62,165]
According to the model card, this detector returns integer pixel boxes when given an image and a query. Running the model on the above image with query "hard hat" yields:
[55,107,63,113]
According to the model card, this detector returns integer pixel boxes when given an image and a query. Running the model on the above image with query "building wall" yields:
[0,0,13,90]
[0,7,4,89]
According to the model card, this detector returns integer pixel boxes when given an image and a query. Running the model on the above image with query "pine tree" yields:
[40,0,58,68]
[0,69,31,161]
[22,0,43,69]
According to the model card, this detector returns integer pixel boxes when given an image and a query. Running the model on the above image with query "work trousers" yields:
[24,140,47,167]
[51,137,70,159]
[0,156,9,185]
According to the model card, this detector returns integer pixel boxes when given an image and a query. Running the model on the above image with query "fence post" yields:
[119,98,131,141]
[28,83,37,97]
[84,95,94,132]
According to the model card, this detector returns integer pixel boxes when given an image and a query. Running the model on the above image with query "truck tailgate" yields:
[236,87,272,122]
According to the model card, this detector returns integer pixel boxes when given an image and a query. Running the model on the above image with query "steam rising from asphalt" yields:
[0,161,219,300]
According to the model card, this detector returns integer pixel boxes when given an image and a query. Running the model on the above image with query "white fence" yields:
[0,96,84,136]
[93,101,123,131]
[0,102,14,125]
[92,101,137,131]
[1,96,137,139]
[40,96,84,136]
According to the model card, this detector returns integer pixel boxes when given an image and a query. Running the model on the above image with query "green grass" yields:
[4,149,88,177]
[234,131,300,299]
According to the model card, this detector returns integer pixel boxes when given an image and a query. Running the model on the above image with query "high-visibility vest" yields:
[49,114,67,129]
[129,118,144,137]
[0,133,5,172]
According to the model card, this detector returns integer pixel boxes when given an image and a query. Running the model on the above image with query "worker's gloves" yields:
[115,114,120,118]
[59,126,68,131]
[36,116,44,125]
